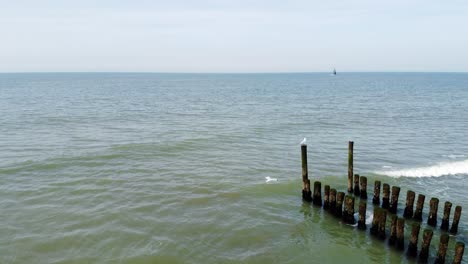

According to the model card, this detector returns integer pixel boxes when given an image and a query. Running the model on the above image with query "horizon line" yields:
[1,71,468,74]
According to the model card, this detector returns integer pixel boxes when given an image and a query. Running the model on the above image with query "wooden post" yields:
[343,195,356,224]
[373,180,381,205]
[413,194,425,221]
[403,190,415,219]
[389,186,401,214]
[378,209,387,240]
[396,218,405,250]
[440,201,452,231]
[353,174,360,196]
[427,197,439,227]
[389,216,397,246]
[450,205,462,234]
[348,141,353,193]
[360,176,367,199]
[323,185,330,210]
[407,222,420,258]
[336,192,345,218]
[453,242,465,264]
[329,188,337,215]
[301,143,312,202]
[434,233,449,264]
[370,207,381,236]
[313,181,322,206]
[419,229,433,262]
[358,201,366,230]
[382,183,390,209]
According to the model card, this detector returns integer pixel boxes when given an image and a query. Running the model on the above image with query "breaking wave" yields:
[377,159,468,178]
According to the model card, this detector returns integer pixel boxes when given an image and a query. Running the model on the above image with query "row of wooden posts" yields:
[300,141,465,264]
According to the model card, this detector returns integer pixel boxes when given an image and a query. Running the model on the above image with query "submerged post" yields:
[313,181,322,206]
[373,180,381,205]
[360,176,367,199]
[407,222,420,258]
[453,242,465,264]
[403,190,416,219]
[343,195,356,224]
[396,218,405,250]
[358,201,366,230]
[323,185,330,210]
[354,174,360,196]
[336,192,345,218]
[330,188,337,215]
[440,201,452,231]
[348,141,353,193]
[382,183,390,209]
[413,194,426,221]
[378,209,387,240]
[370,207,381,236]
[419,229,434,262]
[389,186,401,214]
[389,216,397,246]
[450,205,462,235]
[434,233,449,264]
[301,142,312,202]
[427,197,439,227]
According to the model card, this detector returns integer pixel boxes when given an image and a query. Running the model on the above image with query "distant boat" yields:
[333,68,337,75]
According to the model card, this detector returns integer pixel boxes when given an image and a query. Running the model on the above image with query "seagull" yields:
[300,137,307,145]
[265,176,278,182]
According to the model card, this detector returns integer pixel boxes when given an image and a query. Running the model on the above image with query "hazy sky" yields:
[1,0,468,72]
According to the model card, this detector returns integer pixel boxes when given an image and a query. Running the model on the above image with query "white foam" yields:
[265,176,278,182]
[377,159,468,178]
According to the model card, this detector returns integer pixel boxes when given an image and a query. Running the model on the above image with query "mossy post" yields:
[440,201,452,231]
[450,205,462,234]
[343,195,356,224]
[407,222,420,258]
[434,233,449,264]
[453,242,465,264]
[360,176,367,199]
[378,209,387,240]
[382,183,390,209]
[329,188,337,215]
[313,181,322,206]
[389,216,397,246]
[373,180,381,205]
[396,218,405,250]
[419,229,433,262]
[370,207,381,236]
[336,192,345,218]
[301,143,312,202]
[427,197,439,227]
[353,174,360,196]
[413,194,425,221]
[389,186,401,214]
[323,185,330,210]
[358,201,366,230]
[403,190,415,219]
[348,141,353,193]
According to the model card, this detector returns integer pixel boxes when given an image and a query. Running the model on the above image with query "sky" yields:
[1,0,468,72]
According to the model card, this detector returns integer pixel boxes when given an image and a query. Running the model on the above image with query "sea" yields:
[0,73,467,264]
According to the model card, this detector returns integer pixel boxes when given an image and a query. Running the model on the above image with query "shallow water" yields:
[0,73,467,263]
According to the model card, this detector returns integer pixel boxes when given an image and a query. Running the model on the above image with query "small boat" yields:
[333,68,337,75]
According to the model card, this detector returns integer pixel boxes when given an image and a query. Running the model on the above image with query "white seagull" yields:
[265,176,278,182]
[300,137,307,145]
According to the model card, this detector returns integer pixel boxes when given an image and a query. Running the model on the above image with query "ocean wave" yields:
[376,159,468,178]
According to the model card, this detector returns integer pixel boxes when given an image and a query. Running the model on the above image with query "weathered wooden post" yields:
[440,201,452,231]
[450,205,462,235]
[453,242,465,264]
[389,216,397,245]
[323,185,330,210]
[427,197,439,227]
[434,233,449,264]
[373,180,381,205]
[343,195,356,224]
[419,229,433,262]
[329,188,337,215]
[378,209,387,240]
[348,141,354,193]
[360,176,367,199]
[403,190,415,219]
[413,194,426,221]
[358,201,366,230]
[370,207,381,236]
[407,222,420,258]
[301,142,312,202]
[336,192,345,218]
[382,183,390,209]
[389,186,401,214]
[396,218,405,250]
[313,181,322,206]
[353,174,360,196]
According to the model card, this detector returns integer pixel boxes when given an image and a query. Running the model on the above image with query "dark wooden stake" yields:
[370,207,381,236]
[382,183,390,209]
[358,201,366,230]
[396,217,405,250]
[450,205,462,234]
[419,229,433,262]
[434,233,449,264]
[406,222,420,258]
[329,188,337,215]
[378,209,387,240]
[373,180,381,205]
[453,242,465,264]
[343,195,356,224]
[313,181,322,206]
[348,141,353,193]
[389,215,397,246]
[301,144,312,202]
[403,190,416,219]
[360,176,367,199]
[413,194,425,221]
[336,192,345,218]
[427,197,439,227]
[354,174,360,196]
[323,185,330,210]
[389,186,401,214]
[440,201,452,231]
